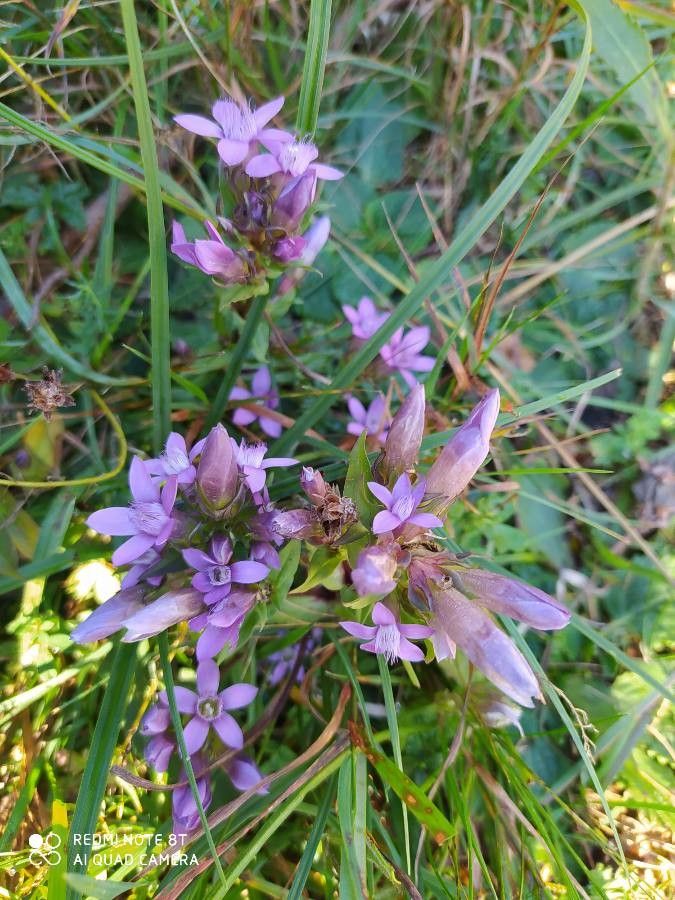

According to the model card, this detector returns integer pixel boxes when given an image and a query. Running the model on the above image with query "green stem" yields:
[206,294,268,429]
[157,633,226,887]
[378,655,411,876]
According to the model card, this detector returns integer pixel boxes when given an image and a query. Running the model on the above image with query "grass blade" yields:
[287,773,337,900]
[120,0,171,452]
[296,0,333,136]
[65,643,138,898]
[378,656,411,876]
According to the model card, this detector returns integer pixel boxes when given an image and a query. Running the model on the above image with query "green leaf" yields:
[343,431,378,526]
[120,0,171,453]
[65,642,138,898]
[296,0,332,136]
[64,874,145,899]
[269,540,302,607]
[350,723,455,845]
[579,0,670,140]
[290,546,343,594]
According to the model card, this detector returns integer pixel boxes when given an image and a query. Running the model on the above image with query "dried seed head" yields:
[24,368,75,420]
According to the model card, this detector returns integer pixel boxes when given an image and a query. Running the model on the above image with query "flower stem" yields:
[206,294,268,430]
[378,655,411,876]
[157,632,226,886]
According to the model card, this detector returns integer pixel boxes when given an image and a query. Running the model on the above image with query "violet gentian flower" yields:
[346,393,390,443]
[277,215,331,296]
[425,388,500,513]
[174,95,285,166]
[230,366,282,438]
[195,423,240,516]
[169,659,257,753]
[271,172,316,231]
[340,602,433,663]
[183,536,268,606]
[343,297,389,341]
[145,733,174,773]
[87,457,177,566]
[172,752,212,833]
[368,473,442,535]
[122,588,205,642]
[427,585,542,707]
[351,545,398,598]
[246,136,343,181]
[379,383,425,479]
[144,432,200,486]
[191,588,255,660]
[234,440,298,496]
[70,585,145,644]
[226,755,268,795]
[171,221,247,283]
[451,567,571,631]
[273,236,306,262]
[379,326,435,388]
[120,549,163,589]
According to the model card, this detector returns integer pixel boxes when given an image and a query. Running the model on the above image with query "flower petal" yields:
[367,481,392,506]
[371,602,396,626]
[87,507,134,537]
[217,138,249,166]
[253,95,284,128]
[230,560,269,584]
[174,114,223,137]
[245,154,282,178]
[129,456,159,502]
[195,659,219,695]
[183,716,209,754]
[340,621,377,640]
[219,683,258,710]
[213,711,244,749]
[372,510,401,534]
[397,638,425,662]
[182,548,214,571]
[111,533,155,566]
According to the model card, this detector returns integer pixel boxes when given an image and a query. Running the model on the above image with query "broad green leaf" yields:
[343,431,378,526]
[291,546,343,594]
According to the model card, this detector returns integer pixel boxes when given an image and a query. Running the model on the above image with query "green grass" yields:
[0,0,673,898]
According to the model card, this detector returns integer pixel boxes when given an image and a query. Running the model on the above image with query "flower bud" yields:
[451,568,570,630]
[425,389,500,513]
[271,508,320,540]
[271,172,316,232]
[300,467,328,506]
[122,588,204,642]
[379,383,425,480]
[196,424,240,515]
[351,545,398,597]
[71,586,145,643]
[273,236,306,262]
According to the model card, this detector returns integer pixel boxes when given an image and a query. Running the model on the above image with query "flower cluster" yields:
[338,385,571,706]
[73,422,297,830]
[171,95,340,299]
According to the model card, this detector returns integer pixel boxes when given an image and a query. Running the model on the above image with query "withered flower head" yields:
[24,368,75,420]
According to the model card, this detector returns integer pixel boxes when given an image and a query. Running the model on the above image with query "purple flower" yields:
[122,588,204,642]
[270,508,320,541]
[120,549,163,589]
[87,457,177,566]
[342,297,389,341]
[190,587,256,660]
[70,585,145,644]
[230,367,282,439]
[271,172,316,231]
[171,221,247,283]
[379,326,435,388]
[379,383,425,479]
[346,393,390,443]
[278,215,331,296]
[182,536,268,605]
[351,545,398,597]
[368,473,442,535]
[145,734,174,772]
[300,466,328,505]
[273,235,306,262]
[168,659,257,753]
[246,136,343,181]
[234,440,298,496]
[340,602,433,664]
[141,699,170,736]
[226,755,268,795]
[174,95,285,166]
[452,568,570,631]
[172,752,212,833]
[144,432,199,486]
[425,389,500,512]
[195,423,240,515]
[428,586,542,707]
